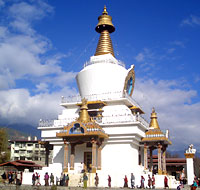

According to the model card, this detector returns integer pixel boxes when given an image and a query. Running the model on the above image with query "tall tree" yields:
[0,128,10,163]
[194,157,200,178]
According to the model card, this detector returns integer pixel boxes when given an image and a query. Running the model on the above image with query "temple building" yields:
[141,108,172,175]
[38,6,174,188]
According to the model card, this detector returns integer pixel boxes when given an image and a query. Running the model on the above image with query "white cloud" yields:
[170,40,185,48]
[167,48,176,54]
[133,78,200,150]
[0,1,78,125]
[8,1,53,34]
[194,75,200,83]
[0,88,77,125]
[35,82,49,93]
[0,1,76,90]
[135,53,145,62]
[181,15,200,27]
[134,48,158,75]
[0,0,4,7]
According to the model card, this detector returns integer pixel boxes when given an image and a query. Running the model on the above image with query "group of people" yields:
[1,171,22,186]
[106,173,136,188]
[139,174,156,189]
[58,173,70,186]
[32,172,69,186]
[31,172,41,186]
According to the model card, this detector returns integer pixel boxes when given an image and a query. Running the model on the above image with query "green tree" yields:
[194,156,200,178]
[0,128,10,163]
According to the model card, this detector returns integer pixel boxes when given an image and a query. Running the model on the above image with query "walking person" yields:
[108,175,111,188]
[50,173,54,186]
[62,173,66,186]
[35,172,41,186]
[44,172,49,186]
[148,174,152,189]
[164,176,169,189]
[65,174,69,187]
[12,172,16,184]
[131,173,135,189]
[152,174,155,189]
[141,176,145,189]
[1,172,6,184]
[124,175,128,188]
[8,172,12,184]
[16,172,21,186]
[60,173,64,186]
[191,180,198,190]
[95,173,99,187]
[32,173,36,186]
[83,173,88,189]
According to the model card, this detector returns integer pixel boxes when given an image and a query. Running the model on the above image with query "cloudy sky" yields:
[0,0,199,151]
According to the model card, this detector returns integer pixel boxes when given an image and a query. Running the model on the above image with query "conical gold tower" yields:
[77,98,91,123]
[95,6,115,57]
[149,108,160,129]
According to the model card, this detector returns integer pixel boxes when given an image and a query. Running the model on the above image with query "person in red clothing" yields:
[141,176,145,189]
[164,176,169,189]
[152,174,155,189]
[108,175,111,188]
[148,174,152,188]
[124,175,128,188]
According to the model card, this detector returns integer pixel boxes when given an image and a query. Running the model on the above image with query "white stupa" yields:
[37,6,174,188]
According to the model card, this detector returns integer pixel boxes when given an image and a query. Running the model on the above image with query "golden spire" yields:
[149,107,160,129]
[78,98,91,123]
[95,6,115,57]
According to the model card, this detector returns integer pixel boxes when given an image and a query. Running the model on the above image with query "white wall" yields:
[76,62,127,98]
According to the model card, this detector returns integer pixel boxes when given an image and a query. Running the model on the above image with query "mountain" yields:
[168,150,200,158]
[0,123,41,140]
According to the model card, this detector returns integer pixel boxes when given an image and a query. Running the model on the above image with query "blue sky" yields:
[0,0,200,151]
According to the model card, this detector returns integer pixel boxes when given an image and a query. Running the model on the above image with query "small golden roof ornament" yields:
[95,6,115,57]
[102,5,108,15]
[77,98,91,123]
[149,107,160,129]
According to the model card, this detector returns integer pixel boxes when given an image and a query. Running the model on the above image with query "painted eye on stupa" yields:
[123,66,135,96]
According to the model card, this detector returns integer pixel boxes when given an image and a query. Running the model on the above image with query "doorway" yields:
[84,152,92,172]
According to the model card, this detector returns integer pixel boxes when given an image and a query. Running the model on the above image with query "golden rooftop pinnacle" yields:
[102,5,108,15]
[95,6,115,57]
[77,98,91,123]
[149,107,160,129]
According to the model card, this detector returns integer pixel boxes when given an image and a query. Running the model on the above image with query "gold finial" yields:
[78,98,91,123]
[95,6,115,57]
[149,107,160,129]
[103,5,108,15]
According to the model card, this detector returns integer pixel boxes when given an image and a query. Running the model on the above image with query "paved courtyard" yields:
[0,184,198,190]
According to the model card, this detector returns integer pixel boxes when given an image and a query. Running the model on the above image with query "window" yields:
[20,156,25,160]
[19,143,26,148]
[35,150,39,154]
[27,150,33,153]
[34,157,38,161]
[15,143,19,147]
[27,144,33,147]
[14,157,19,160]
[14,150,19,153]
[27,157,32,160]
[19,150,26,154]
[35,144,39,148]
[40,150,45,155]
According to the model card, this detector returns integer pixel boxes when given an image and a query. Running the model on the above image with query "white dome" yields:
[76,54,128,98]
